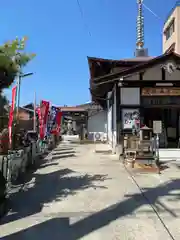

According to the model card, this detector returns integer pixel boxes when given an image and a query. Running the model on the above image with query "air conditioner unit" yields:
[103,133,107,141]
[93,132,106,142]
[88,132,94,141]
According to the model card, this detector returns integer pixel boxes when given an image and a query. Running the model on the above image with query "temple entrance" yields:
[143,107,180,148]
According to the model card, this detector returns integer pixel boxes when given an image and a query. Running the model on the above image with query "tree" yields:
[0,36,35,89]
[0,92,9,131]
[0,37,35,138]
[0,92,8,115]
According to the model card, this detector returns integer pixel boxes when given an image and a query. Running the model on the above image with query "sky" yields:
[1,0,177,106]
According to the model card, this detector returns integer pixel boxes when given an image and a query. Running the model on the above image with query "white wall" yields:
[107,105,112,146]
[112,87,117,152]
[124,61,180,81]
[107,89,117,151]
[120,88,140,105]
[107,91,112,146]
[88,110,107,133]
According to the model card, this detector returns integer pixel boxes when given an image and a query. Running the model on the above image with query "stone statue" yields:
[67,120,73,135]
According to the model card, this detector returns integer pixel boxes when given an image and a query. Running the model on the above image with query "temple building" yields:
[88,1,180,153]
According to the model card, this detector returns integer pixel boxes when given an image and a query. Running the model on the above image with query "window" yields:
[164,19,175,40]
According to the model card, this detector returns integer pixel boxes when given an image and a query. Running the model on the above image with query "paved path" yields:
[128,161,180,240]
[0,143,174,239]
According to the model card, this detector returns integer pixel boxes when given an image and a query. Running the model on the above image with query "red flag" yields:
[41,100,49,124]
[39,100,50,139]
[8,86,17,146]
[36,107,43,139]
[55,110,62,135]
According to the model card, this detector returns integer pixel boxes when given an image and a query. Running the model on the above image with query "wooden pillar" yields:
[139,72,144,125]
[140,85,143,125]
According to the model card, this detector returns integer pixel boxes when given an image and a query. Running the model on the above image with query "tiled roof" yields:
[60,107,86,112]
[93,51,180,83]
[88,56,153,64]
[120,56,154,62]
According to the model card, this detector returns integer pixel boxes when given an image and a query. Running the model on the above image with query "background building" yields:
[163,1,180,54]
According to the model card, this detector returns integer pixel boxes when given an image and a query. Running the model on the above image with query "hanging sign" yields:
[122,109,139,129]
[153,121,162,134]
[142,87,180,96]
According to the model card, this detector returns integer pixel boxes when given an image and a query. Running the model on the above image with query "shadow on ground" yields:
[2,144,180,239]
[2,177,180,240]
[13,148,78,186]
[52,150,76,155]
[1,159,109,226]
[51,154,76,160]
[53,147,74,152]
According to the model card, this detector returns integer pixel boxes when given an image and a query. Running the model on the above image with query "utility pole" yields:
[16,72,21,122]
[33,92,36,131]
[16,72,34,122]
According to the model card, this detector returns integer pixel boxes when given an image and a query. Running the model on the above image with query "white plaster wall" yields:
[88,111,107,133]
[142,65,180,84]
[144,64,165,80]
[112,87,117,152]
[124,62,180,81]
[107,105,112,146]
[121,88,140,105]
[107,91,112,146]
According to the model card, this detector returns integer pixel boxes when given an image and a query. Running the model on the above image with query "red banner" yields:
[41,100,49,125]
[55,110,62,135]
[39,100,50,139]
[8,86,17,146]
[36,107,43,139]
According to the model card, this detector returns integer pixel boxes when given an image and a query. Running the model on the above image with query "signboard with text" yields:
[153,121,162,134]
[142,96,180,105]
[122,109,139,129]
[142,88,180,96]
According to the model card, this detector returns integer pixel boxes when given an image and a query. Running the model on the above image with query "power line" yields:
[76,0,92,37]
[142,2,162,21]
[76,0,162,45]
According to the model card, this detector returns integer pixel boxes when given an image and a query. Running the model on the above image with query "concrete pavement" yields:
[0,143,175,239]
[127,161,180,240]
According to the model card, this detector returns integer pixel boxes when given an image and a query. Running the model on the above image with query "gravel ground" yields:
[0,143,173,240]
